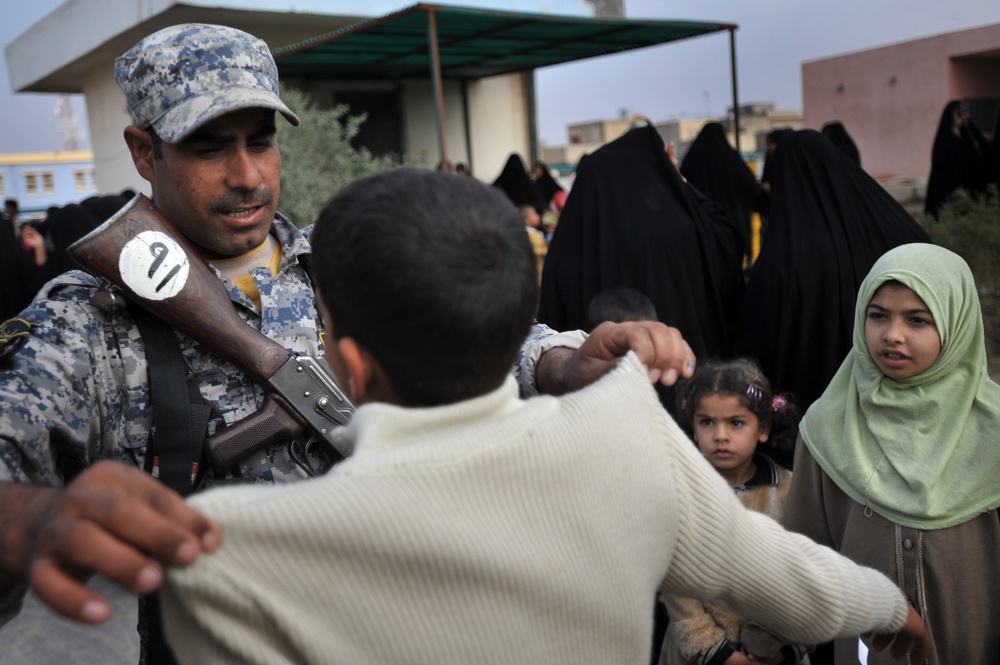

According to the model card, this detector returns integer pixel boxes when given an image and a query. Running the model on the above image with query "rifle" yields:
[68,193,354,475]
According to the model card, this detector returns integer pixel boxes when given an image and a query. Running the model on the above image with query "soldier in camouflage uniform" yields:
[0,22,696,663]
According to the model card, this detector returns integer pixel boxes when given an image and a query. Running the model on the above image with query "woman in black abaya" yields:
[538,124,745,373]
[820,121,861,167]
[529,161,565,216]
[733,130,930,412]
[925,100,993,217]
[679,122,760,257]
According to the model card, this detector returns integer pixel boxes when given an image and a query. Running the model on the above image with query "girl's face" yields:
[864,283,942,380]
[693,394,769,486]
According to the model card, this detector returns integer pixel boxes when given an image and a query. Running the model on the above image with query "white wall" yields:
[81,63,149,196]
[467,74,531,182]
[401,79,471,170]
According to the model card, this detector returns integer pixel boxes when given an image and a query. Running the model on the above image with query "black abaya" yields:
[820,121,861,167]
[680,122,760,255]
[925,100,993,217]
[492,154,535,208]
[539,125,746,363]
[733,130,930,411]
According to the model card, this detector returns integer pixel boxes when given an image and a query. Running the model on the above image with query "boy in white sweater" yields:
[161,168,930,664]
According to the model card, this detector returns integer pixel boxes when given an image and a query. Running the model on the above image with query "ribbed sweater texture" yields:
[163,354,907,664]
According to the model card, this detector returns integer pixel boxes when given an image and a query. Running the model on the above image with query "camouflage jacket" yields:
[0,213,576,491]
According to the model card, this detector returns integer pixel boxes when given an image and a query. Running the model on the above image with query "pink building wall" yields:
[803,23,1000,182]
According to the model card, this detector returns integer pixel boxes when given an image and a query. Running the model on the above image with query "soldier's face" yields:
[148,108,282,258]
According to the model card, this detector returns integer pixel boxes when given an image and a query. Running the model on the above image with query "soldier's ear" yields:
[123,126,156,183]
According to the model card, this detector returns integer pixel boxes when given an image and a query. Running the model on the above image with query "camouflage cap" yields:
[115,23,299,143]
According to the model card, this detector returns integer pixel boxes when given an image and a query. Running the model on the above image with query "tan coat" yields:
[782,438,1000,665]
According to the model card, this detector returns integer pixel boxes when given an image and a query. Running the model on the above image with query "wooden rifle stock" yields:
[68,193,354,472]
[69,194,289,379]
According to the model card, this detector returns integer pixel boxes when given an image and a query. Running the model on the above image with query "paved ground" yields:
[0,577,138,664]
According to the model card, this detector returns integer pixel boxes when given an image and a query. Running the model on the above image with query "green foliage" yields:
[921,185,1000,361]
[277,87,404,228]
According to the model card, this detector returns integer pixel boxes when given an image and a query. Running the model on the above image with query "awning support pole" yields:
[729,27,740,153]
[427,8,450,167]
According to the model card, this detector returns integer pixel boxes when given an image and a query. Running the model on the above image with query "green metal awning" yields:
[273,3,740,164]
[273,3,736,81]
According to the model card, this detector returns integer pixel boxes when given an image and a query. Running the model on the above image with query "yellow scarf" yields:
[209,235,281,310]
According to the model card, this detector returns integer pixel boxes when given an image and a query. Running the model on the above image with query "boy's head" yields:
[311,168,537,407]
[587,287,657,331]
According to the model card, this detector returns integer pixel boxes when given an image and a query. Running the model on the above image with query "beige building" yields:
[654,116,713,159]
[718,103,803,155]
[541,103,801,173]
[802,22,1000,184]
[559,116,634,166]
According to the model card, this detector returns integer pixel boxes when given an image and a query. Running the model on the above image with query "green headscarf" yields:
[800,242,1000,529]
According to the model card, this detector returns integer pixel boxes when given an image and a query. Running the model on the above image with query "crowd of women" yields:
[0,192,133,321]
[527,100,1000,664]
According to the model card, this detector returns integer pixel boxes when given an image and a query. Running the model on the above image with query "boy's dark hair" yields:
[311,168,538,407]
[675,357,801,469]
[587,287,657,330]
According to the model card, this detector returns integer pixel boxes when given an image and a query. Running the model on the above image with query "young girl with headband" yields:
[658,357,805,665]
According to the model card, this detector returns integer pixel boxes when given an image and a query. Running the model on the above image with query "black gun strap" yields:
[132,305,195,496]
[130,304,199,665]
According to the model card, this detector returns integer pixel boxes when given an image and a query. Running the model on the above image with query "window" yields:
[74,170,88,193]
[24,173,38,195]
[0,174,5,196]
[42,172,55,194]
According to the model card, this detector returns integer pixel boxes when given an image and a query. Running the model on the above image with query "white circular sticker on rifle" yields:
[119,231,190,300]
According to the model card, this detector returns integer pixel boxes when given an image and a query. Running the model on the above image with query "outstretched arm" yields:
[657,413,931,662]
[535,321,696,395]
[0,461,220,624]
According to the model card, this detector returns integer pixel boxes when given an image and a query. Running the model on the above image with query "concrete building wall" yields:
[803,22,1000,182]
[0,151,98,217]
[80,63,144,196]
[468,74,532,182]
[401,78,472,170]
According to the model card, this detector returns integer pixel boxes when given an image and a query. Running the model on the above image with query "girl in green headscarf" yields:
[782,242,1000,665]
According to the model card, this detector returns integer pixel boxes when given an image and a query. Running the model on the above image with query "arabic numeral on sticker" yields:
[119,231,191,301]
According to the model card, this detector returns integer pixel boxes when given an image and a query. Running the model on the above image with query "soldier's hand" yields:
[536,320,696,395]
[19,461,221,623]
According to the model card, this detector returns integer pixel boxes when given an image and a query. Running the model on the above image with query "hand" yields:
[724,651,756,665]
[868,600,932,662]
[20,225,47,266]
[20,225,44,249]
[11,461,221,624]
[535,321,696,395]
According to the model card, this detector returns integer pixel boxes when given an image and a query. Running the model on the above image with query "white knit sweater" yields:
[162,353,907,665]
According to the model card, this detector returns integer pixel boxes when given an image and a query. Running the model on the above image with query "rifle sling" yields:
[130,304,213,665]
[131,304,208,496]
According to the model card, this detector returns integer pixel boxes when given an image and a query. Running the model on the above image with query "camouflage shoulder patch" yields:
[0,317,31,362]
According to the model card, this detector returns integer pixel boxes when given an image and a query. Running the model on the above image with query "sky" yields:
[535,0,1000,145]
[3,0,1000,153]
